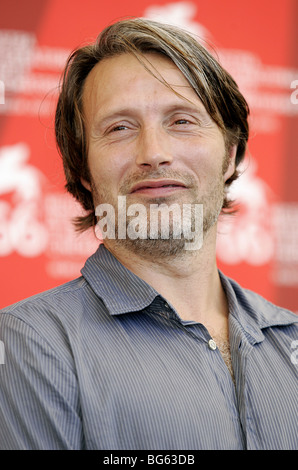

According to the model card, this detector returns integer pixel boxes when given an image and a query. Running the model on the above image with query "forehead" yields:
[84,52,190,90]
[82,52,207,118]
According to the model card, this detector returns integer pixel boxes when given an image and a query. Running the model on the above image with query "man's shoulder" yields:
[0,276,89,322]
[0,277,93,366]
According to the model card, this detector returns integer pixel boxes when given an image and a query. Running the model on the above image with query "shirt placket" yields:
[229,314,258,449]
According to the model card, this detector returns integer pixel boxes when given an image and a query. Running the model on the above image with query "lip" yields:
[130,179,187,195]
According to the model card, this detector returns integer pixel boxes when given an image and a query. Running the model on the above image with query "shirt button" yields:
[208,339,217,350]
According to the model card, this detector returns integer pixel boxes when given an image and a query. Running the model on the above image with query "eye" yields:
[174,119,191,125]
[103,121,136,141]
[111,125,128,132]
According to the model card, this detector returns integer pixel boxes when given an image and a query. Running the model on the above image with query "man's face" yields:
[82,52,236,256]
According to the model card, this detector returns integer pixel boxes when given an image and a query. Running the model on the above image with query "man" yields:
[0,18,297,450]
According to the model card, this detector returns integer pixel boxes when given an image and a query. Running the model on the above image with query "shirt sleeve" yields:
[0,313,84,449]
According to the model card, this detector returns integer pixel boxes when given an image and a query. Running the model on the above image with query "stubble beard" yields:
[91,167,226,260]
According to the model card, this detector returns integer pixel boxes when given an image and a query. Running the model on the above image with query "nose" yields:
[135,126,173,169]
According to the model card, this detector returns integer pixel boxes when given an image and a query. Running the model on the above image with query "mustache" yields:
[119,169,196,194]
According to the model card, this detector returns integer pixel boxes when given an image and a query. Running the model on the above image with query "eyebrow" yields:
[92,103,209,130]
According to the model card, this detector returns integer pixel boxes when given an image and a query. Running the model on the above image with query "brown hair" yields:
[55,17,249,232]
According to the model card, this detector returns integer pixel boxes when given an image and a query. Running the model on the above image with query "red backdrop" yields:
[0,0,298,312]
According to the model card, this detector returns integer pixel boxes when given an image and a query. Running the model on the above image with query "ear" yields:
[223,144,237,182]
[80,178,92,192]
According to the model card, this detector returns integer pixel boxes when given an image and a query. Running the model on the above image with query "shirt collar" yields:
[220,271,298,343]
[81,244,159,314]
[81,244,298,340]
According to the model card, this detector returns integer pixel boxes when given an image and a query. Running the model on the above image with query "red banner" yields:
[0,0,297,312]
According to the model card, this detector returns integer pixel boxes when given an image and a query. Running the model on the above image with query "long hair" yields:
[55,18,249,232]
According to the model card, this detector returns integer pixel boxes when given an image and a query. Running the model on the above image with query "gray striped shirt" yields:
[0,244,297,450]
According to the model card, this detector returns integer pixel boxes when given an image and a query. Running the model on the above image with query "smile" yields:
[130,179,187,195]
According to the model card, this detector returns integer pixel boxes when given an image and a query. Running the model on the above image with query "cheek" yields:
[88,147,129,188]
[183,141,225,180]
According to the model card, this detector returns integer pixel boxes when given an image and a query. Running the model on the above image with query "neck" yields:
[103,225,229,328]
